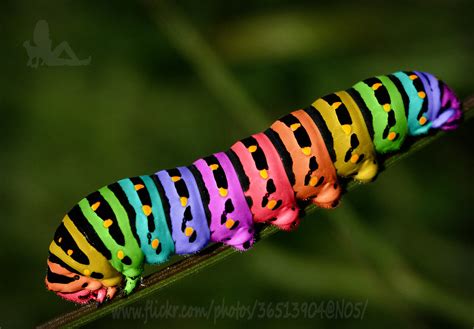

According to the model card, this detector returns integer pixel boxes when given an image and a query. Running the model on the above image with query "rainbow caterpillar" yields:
[45,71,462,304]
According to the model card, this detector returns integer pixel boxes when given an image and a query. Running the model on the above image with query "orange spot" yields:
[67,249,73,256]
[383,104,391,112]
[58,237,62,243]
[372,83,382,90]
[267,200,277,210]
[418,91,426,99]
[331,101,342,110]
[388,132,397,141]
[151,239,160,249]
[309,176,319,186]
[350,154,359,164]
[225,219,235,229]
[91,202,100,211]
[142,205,152,216]
[341,124,351,135]
[259,169,268,179]
[409,74,418,80]
[83,269,91,276]
[184,227,194,237]
[117,250,124,260]
[209,164,219,170]
[419,116,428,125]
[134,184,145,191]
[290,123,301,131]
[103,219,113,228]
[180,197,188,207]
[171,176,181,182]
[248,145,257,153]
[301,147,311,156]
[218,188,228,197]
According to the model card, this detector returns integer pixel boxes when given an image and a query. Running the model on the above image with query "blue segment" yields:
[393,71,432,136]
[118,177,175,264]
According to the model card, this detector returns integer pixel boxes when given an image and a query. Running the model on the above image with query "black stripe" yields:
[151,174,174,234]
[107,182,141,248]
[264,128,295,186]
[240,136,269,171]
[48,253,81,275]
[68,204,112,260]
[188,164,212,226]
[346,88,374,140]
[129,177,156,233]
[47,267,77,284]
[303,106,337,162]
[202,155,228,189]
[225,148,250,192]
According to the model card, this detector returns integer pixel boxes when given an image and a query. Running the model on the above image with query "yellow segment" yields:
[341,124,351,135]
[309,176,319,187]
[388,132,397,141]
[350,154,360,164]
[180,197,188,207]
[184,227,194,237]
[312,91,378,182]
[267,200,277,210]
[171,176,181,182]
[290,123,301,131]
[91,202,100,211]
[209,164,219,170]
[67,249,73,256]
[259,169,268,179]
[218,188,228,197]
[134,184,145,191]
[49,215,122,288]
[383,104,391,112]
[142,205,152,216]
[151,239,160,249]
[103,219,113,228]
[372,83,382,90]
[418,91,426,99]
[248,145,257,153]
[331,101,342,110]
[117,250,124,260]
[301,147,311,156]
[419,116,428,125]
[225,219,235,229]
[409,74,418,80]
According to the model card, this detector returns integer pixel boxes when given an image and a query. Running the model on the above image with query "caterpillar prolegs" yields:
[45,71,462,304]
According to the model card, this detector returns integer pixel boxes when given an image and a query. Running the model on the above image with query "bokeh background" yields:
[0,0,473,328]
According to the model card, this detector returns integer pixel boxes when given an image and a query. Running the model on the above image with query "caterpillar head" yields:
[415,71,462,131]
[45,212,123,304]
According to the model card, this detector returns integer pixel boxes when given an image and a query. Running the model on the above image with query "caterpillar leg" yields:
[122,275,140,295]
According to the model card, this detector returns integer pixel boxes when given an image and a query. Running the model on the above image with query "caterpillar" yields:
[45,71,462,304]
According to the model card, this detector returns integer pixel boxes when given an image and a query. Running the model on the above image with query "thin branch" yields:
[37,96,474,328]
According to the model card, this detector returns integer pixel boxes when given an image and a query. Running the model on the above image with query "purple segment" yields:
[193,152,254,250]
[155,167,210,255]
[415,71,462,131]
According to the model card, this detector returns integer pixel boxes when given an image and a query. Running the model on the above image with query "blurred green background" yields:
[0,0,473,328]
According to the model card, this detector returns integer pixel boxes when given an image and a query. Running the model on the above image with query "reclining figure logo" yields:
[24,20,91,68]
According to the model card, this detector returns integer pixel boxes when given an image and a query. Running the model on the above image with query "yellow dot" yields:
[383,104,391,112]
[372,83,382,90]
[184,227,194,237]
[209,164,219,171]
[409,74,418,80]
[103,219,113,228]
[218,188,228,197]
[58,237,62,243]
[301,147,311,156]
[341,124,351,135]
[91,202,100,211]
[350,154,359,164]
[83,269,91,276]
[117,250,124,260]
[290,123,301,131]
[331,101,342,110]
[388,132,397,141]
[418,91,426,99]
[134,184,145,191]
[248,145,257,153]
[180,197,188,207]
[171,176,181,182]
[259,169,268,179]
[142,205,152,216]
[267,200,277,210]
[225,219,235,229]
[151,239,160,249]
[67,249,73,256]
[309,176,319,186]
[419,116,428,125]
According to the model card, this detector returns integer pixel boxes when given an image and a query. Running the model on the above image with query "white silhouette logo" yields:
[23,20,91,68]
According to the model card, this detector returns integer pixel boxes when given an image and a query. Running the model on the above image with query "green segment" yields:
[79,187,144,278]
